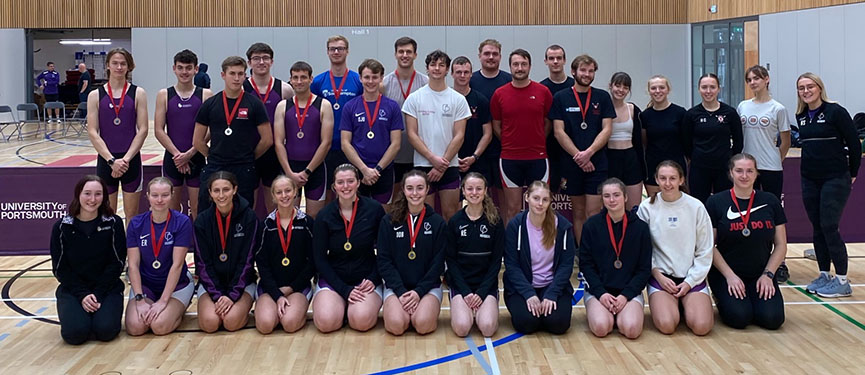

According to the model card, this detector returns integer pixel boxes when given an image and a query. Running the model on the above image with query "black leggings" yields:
[689,164,732,203]
[55,285,123,345]
[505,285,573,335]
[802,175,852,275]
[708,274,785,330]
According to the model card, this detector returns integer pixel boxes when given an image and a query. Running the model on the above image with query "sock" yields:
[836,275,848,284]
[821,271,830,278]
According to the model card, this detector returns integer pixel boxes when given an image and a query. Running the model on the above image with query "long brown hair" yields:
[461,172,499,225]
[649,160,689,204]
[525,181,556,249]
[389,169,429,224]
[105,47,135,80]
[68,175,114,218]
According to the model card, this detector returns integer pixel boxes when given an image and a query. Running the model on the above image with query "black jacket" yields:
[50,215,126,301]
[796,102,862,179]
[255,209,315,301]
[683,102,744,168]
[194,196,260,302]
[377,204,446,297]
[578,210,652,300]
[503,211,576,301]
[445,207,504,298]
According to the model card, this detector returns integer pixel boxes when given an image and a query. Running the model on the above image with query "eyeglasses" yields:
[250,56,272,63]
[328,47,347,53]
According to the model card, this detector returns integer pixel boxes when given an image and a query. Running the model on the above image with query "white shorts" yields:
[647,283,710,296]
[584,292,645,305]
[313,277,384,300]
[255,285,313,301]
[383,286,443,303]
[196,282,257,300]
[127,271,195,308]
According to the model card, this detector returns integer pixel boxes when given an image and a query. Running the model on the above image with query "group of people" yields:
[49,34,861,344]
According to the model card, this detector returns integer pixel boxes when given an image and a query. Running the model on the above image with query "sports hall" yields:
[1,1,865,373]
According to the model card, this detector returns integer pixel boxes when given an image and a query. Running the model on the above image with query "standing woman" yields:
[87,47,149,222]
[580,178,652,339]
[312,164,386,333]
[503,181,576,334]
[194,171,260,332]
[737,65,791,200]
[683,73,743,203]
[254,175,315,334]
[796,73,862,297]
[637,161,714,335]
[640,75,688,199]
[125,177,195,336]
[50,175,126,345]
[706,154,787,329]
[607,72,646,210]
[378,170,447,335]
[446,172,504,337]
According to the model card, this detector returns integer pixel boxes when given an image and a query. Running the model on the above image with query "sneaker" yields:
[806,273,831,294]
[804,249,816,260]
[775,262,790,283]
[816,277,853,298]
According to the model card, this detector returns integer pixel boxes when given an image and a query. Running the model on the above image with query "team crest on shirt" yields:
[442,103,451,113]
[234,223,245,238]
[379,109,387,117]
[667,216,679,228]
[716,115,726,123]
[470,106,478,119]
[423,222,432,234]
[238,108,249,120]
[479,224,490,239]
[747,116,758,126]
[740,116,748,125]
[164,231,174,245]
[817,113,826,123]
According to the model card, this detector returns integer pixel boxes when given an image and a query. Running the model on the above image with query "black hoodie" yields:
[255,209,315,301]
[377,204,446,297]
[578,209,652,300]
[445,207,504,298]
[194,63,211,89]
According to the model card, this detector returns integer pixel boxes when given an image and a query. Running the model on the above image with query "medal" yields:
[106,80,129,126]
[396,70,417,100]
[276,209,296,268]
[149,211,171,271]
[333,103,340,110]
[216,208,232,263]
[328,70,348,109]
[221,90,244,138]
[362,94,382,141]
[407,207,426,261]
[293,94,313,141]
[572,86,592,131]
[606,212,628,271]
[341,198,359,251]
[729,189,756,238]
[249,76,274,104]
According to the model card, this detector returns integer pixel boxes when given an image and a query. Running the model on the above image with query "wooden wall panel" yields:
[687,0,865,23]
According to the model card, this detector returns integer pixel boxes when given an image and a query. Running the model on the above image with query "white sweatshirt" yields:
[637,192,714,287]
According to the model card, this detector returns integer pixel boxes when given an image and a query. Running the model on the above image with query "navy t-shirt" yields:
[459,89,492,160]
[548,87,616,170]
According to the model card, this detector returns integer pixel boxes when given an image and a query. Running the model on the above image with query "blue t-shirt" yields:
[340,95,404,167]
[311,70,362,149]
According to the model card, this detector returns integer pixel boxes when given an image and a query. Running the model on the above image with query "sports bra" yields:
[609,105,633,141]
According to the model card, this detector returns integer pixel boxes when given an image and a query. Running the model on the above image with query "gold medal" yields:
[219,253,228,262]
[344,241,352,251]
[282,257,290,266]
[408,250,416,260]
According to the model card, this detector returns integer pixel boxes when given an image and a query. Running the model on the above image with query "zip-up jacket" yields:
[377,204,446,297]
[682,102,743,168]
[578,210,652,300]
[503,211,576,301]
[50,215,126,301]
[796,102,862,179]
[255,209,315,301]
[445,208,504,298]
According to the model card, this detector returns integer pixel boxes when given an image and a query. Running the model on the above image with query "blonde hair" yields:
[146,176,173,194]
[327,35,349,49]
[646,75,671,108]
[796,72,834,114]
[270,174,298,204]
[461,172,500,225]
[525,181,556,249]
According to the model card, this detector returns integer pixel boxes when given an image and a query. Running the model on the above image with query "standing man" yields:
[403,50,471,220]
[193,56,272,212]
[550,54,615,243]
[490,49,553,222]
[381,36,429,192]
[37,62,61,121]
[342,59,404,204]
[274,61,334,218]
[540,45,575,193]
[77,63,91,117]
[311,35,362,199]
[470,39,511,197]
[153,49,213,220]
[243,42,295,211]
[451,57,492,180]
[194,63,211,89]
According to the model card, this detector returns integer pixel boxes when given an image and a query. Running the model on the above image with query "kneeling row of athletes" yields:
[50,154,785,344]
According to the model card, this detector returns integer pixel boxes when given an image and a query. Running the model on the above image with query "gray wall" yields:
[131,25,691,118]
[760,2,865,121]
[0,29,27,108]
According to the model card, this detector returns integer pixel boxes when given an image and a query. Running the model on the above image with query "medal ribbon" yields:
[730,189,756,234]
[215,209,233,252]
[571,86,592,125]
[605,212,628,261]
[328,71,349,102]
[407,207,426,249]
[149,211,171,260]
[106,80,129,119]
[276,209,296,259]
[396,70,416,100]
[250,76,274,104]
[222,91,245,132]
[294,95,314,132]
[341,198,359,244]
[362,94,383,131]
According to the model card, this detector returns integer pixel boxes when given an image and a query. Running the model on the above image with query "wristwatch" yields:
[134,293,146,301]
[763,269,775,280]
[107,157,116,166]
[374,165,383,172]
[303,168,313,176]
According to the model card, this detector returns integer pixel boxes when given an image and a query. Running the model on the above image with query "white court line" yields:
[484,336,501,375]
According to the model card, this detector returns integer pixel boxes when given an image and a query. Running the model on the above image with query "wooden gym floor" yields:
[1,123,865,374]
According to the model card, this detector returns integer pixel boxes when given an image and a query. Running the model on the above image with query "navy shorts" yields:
[162,151,205,188]
[96,152,143,194]
[499,158,549,188]
[560,163,606,196]
[255,147,280,188]
[288,159,327,201]
[359,165,396,204]
[393,162,414,184]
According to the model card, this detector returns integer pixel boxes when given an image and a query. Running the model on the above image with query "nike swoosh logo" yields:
[139,234,150,239]
[727,204,768,220]
[459,224,469,230]
[354,112,363,117]
[393,225,404,231]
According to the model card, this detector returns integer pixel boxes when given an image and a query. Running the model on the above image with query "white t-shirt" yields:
[383,70,429,164]
[637,192,714,288]
[402,84,471,168]
[737,98,791,171]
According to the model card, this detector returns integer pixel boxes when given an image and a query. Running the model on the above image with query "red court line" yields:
[44,155,96,167]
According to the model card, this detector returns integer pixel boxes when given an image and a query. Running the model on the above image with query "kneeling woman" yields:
[125,177,194,336]
[706,154,787,329]
[580,178,652,339]
[254,175,315,334]
[50,175,126,345]
[637,161,714,335]
[313,164,386,333]
[378,170,447,335]
[194,171,260,332]
[503,181,576,334]
[446,172,504,337]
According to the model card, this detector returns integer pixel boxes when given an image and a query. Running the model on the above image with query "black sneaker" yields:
[775,262,790,283]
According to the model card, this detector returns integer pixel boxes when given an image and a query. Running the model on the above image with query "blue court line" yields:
[44,130,91,147]
[0,333,9,342]
[15,306,47,327]
[464,336,493,374]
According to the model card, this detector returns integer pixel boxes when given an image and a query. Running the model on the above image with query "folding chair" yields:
[43,101,66,137]
[65,102,88,136]
[0,105,18,142]
[16,103,42,140]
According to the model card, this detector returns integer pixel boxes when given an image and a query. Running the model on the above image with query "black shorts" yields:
[96,152,143,194]
[485,156,502,189]
[560,164,606,196]
[416,166,461,193]
[499,158,549,188]
[645,156,687,186]
[459,156,494,185]
[162,151,205,188]
[288,160,327,201]
[325,149,349,183]
[197,162,257,214]
[359,165,395,204]
[607,148,644,186]
[255,147,280,187]
[393,162,414,184]
[45,94,60,102]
